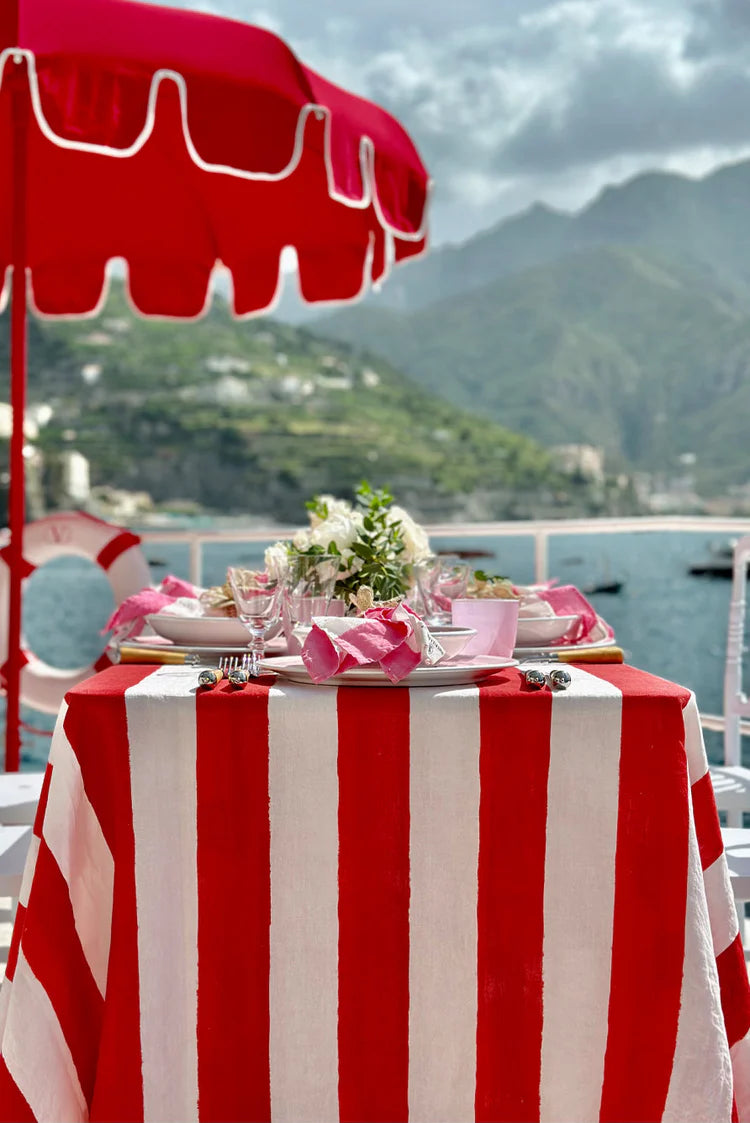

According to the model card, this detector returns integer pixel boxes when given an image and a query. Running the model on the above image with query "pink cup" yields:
[451,598,519,658]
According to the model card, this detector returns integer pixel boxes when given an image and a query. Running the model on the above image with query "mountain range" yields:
[0,283,601,523]
[309,158,750,496]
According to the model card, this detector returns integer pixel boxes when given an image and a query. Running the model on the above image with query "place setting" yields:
[105,484,622,690]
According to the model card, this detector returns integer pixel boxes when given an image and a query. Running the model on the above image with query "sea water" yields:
[2,528,745,769]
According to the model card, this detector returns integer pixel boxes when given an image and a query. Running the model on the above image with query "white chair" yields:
[709,536,750,947]
[0,771,44,827]
[0,825,33,899]
[713,534,750,827]
[0,773,44,952]
[0,824,33,976]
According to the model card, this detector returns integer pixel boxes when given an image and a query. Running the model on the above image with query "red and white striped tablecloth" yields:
[0,662,748,1123]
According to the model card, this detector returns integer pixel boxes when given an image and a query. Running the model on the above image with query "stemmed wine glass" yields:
[227,566,285,676]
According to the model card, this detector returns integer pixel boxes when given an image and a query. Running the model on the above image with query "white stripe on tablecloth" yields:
[18,834,39,910]
[704,853,740,958]
[2,949,87,1123]
[732,1030,750,1123]
[268,683,339,1123]
[0,978,11,1042]
[683,693,709,785]
[41,699,113,997]
[539,665,621,1123]
[126,666,199,1123]
[408,685,480,1123]
[663,767,732,1122]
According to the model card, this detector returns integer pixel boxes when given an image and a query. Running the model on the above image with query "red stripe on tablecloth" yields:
[476,673,552,1123]
[33,762,52,837]
[4,764,52,985]
[598,686,689,1123]
[0,1059,34,1122]
[64,667,154,854]
[93,651,115,673]
[196,680,272,1123]
[337,686,411,1123]
[64,671,152,1123]
[4,902,24,983]
[578,664,691,708]
[718,934,750,1049]
[19,839,103,1105]
[692,771,725,871]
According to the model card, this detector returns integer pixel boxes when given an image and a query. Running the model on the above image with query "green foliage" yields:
[0,281,592,521]
[292,483,411,603]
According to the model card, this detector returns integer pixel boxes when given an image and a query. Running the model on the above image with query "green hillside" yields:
[0,283,602,523]
[315,245,750,493]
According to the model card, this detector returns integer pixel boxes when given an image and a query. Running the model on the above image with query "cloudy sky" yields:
[161,0,750,244]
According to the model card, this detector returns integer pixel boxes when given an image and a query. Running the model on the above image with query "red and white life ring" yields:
[0,512,151,714]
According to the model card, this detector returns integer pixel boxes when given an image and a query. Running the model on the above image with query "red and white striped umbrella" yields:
[0,0,430,768]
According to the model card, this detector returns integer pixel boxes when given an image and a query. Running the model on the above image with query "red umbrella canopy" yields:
[0,0,430,315]
[0,0,431,771]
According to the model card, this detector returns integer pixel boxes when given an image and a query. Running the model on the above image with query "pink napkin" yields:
[301,603,444,684]
[105,574,201,640]
[536,584,613,645]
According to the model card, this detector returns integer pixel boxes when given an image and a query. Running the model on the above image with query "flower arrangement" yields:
[265,481,432,605]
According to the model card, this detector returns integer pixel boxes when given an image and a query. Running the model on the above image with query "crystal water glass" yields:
[284,553,341,645]
[227,566,284,676]
[415,554,470,625]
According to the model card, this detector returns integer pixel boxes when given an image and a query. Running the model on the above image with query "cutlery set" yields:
[198,654,253,688]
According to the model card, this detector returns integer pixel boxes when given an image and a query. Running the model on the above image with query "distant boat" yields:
[437,548,493,560]
[583,579,624,595]
[688,540,737,578]
[688,560,734,578]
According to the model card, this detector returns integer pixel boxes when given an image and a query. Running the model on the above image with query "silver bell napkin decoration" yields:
[522,666,572,691]
[198,668,224,688]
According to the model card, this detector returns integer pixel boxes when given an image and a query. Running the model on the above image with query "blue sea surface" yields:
[2,528,745,769]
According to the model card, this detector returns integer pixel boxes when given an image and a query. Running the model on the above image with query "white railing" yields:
[136,512,750,745]
[138,513,750,587]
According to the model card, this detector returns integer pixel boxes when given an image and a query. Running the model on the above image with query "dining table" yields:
[0,659,748,1123]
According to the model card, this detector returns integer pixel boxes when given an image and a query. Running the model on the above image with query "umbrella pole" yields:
[4,59,29,772]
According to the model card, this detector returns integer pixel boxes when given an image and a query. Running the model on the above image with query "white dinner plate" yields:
[146,613,282,646]
[515,614,580,646]
[513,634,613,657]
[131,633,288,656]
[260,654,518,687]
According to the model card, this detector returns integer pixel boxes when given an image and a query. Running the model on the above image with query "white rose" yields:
[388,505,431,563]
[309,511,361,554]
[292,528,311,550]
[309,495,353,528]
[264,542,289,581]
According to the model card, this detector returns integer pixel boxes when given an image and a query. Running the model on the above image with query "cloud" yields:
[499,47,750,175]
[156,0,750,242]
[686,0,750,59]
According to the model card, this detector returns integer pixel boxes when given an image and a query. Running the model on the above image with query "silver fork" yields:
[219,653,251,684]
